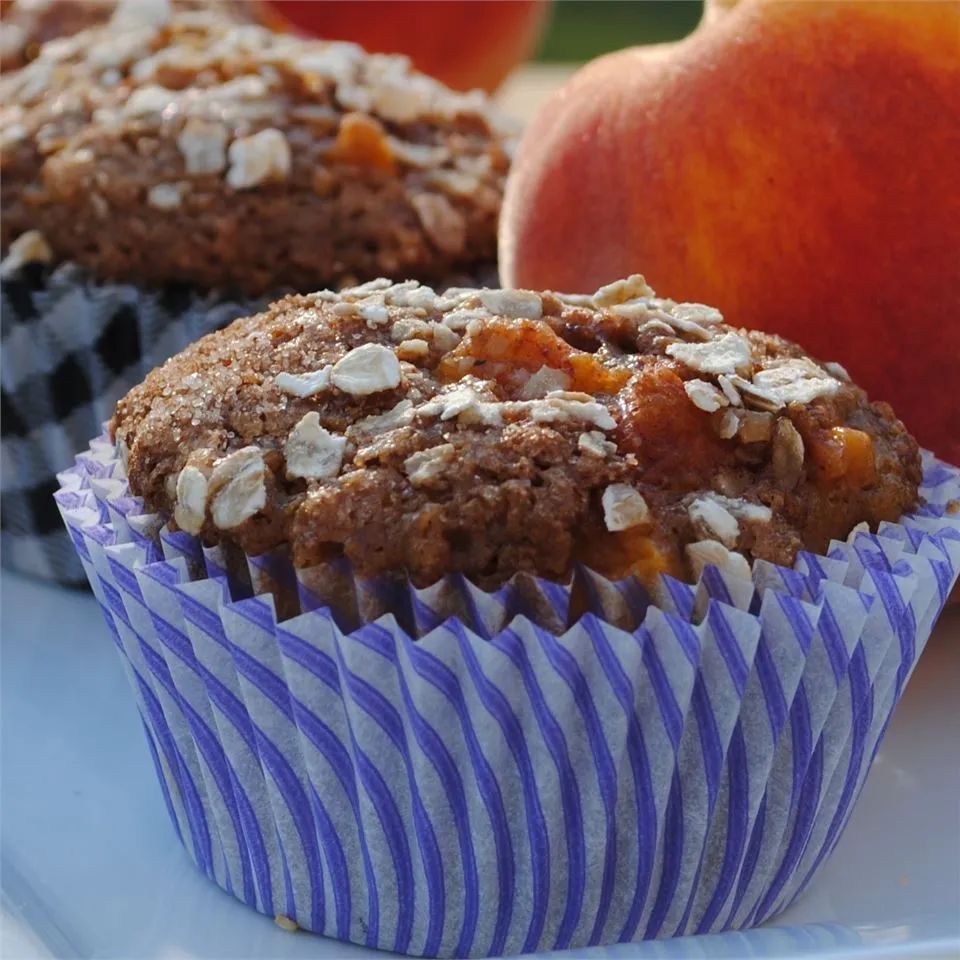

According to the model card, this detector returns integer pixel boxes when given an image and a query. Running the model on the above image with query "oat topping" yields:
[749,358,841,406]
[404,443,455,486]
[658,313,714,342]
[112,275,921,590]
[670,302,724,327]
[111,0,173,31]
[428,323,461,353]
[275,367,332,398]
[284,412,347,480]
[330,343,402,396]
[667,332,753,377]
[592,274,655,307]
[173,464,207,535]
[176,117,229,175]
[478,289,543,320]
[0,229,52,276]
[716,408,740,440]
[412,383,616,430]
[416,382,492,421]
[616,302,722,342]
[520,366,572,399]
[208,447,267,529]
[387,138,450,169]
[359,302,390,328]
[684,379,729,413]
[226,128,291,190]
[579,431,618,458]
[122,83,176,117]
[688,496,740,547]
[396,339,431,361]
[389,317,433,342]
[528,394,618,430]
[93,26,156,70]
[410,193,467,255]
[146,182,185,210]
[717,375,741,406]
[350,399,415,437]
[724,496,773,523]
[602,484,651,532]
[383,280,442,311]
[442,308,487,332]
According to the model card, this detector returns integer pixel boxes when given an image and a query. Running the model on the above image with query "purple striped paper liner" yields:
[54,437,960,957]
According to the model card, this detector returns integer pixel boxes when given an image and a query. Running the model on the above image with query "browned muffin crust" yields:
[112,276,922,590]
[0,9,514,294]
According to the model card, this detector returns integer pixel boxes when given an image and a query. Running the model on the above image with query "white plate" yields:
[2,570,958,960]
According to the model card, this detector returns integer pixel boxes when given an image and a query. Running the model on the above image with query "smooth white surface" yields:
[1,571,958,960]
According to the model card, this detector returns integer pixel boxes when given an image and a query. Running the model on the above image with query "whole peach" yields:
[501,0,960,461]
[259,0,551,92]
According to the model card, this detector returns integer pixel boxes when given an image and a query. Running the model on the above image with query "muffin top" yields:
[0,7,515,294]
[112,275,921,590]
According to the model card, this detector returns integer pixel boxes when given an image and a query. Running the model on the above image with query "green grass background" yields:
[536,1,703,61]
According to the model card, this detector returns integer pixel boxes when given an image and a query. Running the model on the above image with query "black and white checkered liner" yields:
[1,261,263,583]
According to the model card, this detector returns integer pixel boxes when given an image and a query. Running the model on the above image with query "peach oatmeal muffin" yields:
[58,275,959,959]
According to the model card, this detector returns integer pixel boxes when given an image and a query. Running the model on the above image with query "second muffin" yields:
[1,8,514,292]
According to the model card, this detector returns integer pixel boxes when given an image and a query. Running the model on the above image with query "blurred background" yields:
[496,0,704,121]
[537,0,701,60]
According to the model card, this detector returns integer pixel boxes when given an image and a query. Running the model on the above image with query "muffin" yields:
[1,8,514,581]
[56,276,960,955]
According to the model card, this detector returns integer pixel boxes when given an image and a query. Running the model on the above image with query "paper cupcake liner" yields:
[55,435,960,957]
[1,260,265,584]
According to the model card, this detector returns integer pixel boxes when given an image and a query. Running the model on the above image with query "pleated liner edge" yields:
[55,436,960,958]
